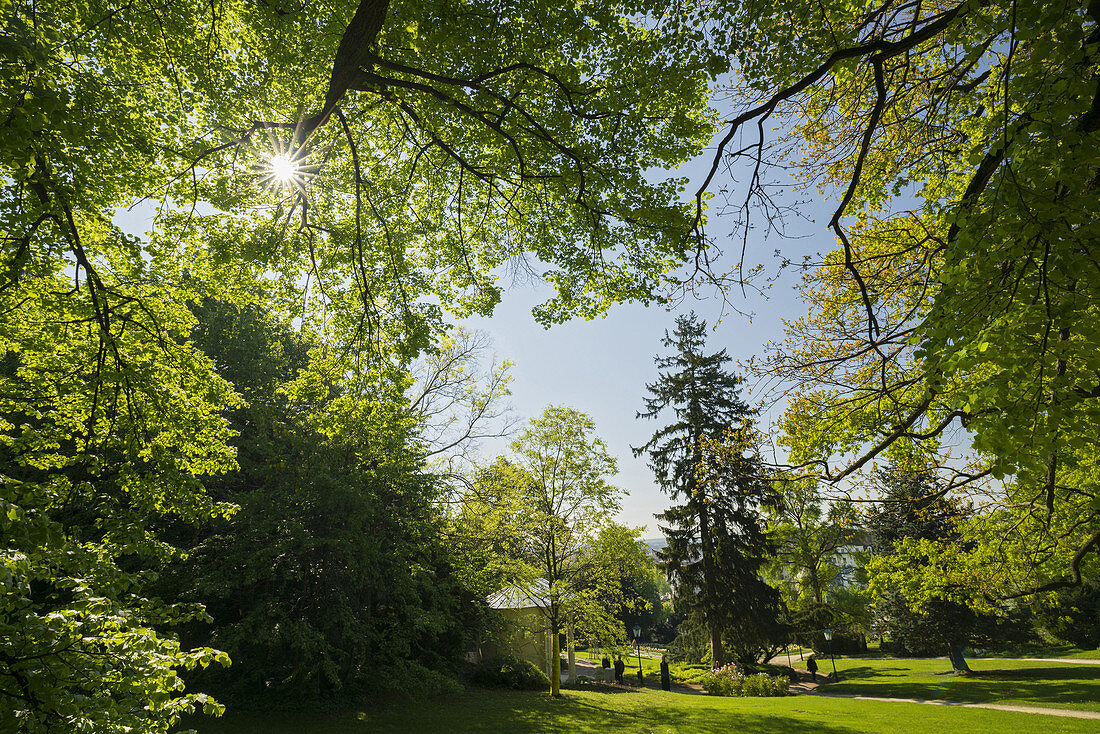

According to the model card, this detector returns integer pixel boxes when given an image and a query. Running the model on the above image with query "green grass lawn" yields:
[569,652,712,686]
[818,657,1100,712]
[631,655,711,685]
[177,687,1098,734]
[600,652,790,687]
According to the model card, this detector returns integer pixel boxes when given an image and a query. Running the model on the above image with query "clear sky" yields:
[465,152,837,537]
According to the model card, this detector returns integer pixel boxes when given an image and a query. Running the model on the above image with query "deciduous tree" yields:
[707,0,1100,602]
[863,462,1033,670]
[467,406,620,696]
[767,480,858,607]
[160,300,465,702]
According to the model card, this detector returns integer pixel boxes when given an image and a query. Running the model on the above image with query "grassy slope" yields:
[818,658,1100,712]
[977,647,1100,660]
[596,652,788,686]
[180,687,1098,734]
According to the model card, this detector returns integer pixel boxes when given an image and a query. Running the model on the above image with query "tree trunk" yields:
[566,619,577,684]
[550,632,561,696]
[811,568,823,605]
[300,0,391,140]
[948,642,971,673]
[697,500,725,668]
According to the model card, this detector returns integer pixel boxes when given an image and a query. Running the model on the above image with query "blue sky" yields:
[466,153,837,536]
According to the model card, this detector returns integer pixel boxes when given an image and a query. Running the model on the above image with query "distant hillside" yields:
[643,537,667,556]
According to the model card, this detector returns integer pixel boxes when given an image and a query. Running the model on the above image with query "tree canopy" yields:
[1,0,726,729]
[720,0,1100,600]
[5,0,1100,726]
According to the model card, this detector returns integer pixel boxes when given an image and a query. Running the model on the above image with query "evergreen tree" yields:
[865,464,960,553]
[635,313,779,667]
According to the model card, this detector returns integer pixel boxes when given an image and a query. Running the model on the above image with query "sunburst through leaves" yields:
[253,129,318,195]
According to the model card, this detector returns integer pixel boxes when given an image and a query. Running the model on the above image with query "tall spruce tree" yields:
[635,313,778,667]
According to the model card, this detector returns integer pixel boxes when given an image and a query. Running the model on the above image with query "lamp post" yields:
[823,628,839,681]
[633,625,643,686]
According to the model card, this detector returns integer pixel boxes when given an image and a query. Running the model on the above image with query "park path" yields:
[806,691,1100,720]
[570,655,1100,717]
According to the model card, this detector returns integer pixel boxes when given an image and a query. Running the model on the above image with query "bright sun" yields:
[269,153,297,183]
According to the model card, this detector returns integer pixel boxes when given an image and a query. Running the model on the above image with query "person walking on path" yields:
[807,655,819,682]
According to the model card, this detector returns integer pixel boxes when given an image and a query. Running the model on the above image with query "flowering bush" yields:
[701,666,789,697]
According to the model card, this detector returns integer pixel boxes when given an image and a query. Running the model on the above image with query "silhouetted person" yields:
[660,658,671,691]
[614,656,625,684]
[807,655,819,682]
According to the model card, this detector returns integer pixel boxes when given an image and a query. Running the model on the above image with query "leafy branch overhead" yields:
[719,0,1100,597]
[180,0,726,335]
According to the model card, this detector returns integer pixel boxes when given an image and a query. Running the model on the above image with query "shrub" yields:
[384,660,464,698]
[701,665,743,696]
[671,663,712,685]
[701,665,789,697]
[743,662,798,682]
[742,672,789,697]
[470,656,549,690]
[666,629,710,664]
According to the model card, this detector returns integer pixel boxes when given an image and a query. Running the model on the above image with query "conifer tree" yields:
[635,313,778,667]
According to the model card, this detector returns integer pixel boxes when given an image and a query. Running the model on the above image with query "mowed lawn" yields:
[179,686,1098,734]
[819,657,1100,712]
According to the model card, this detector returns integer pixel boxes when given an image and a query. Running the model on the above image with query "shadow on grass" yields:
[541,695,857,734]
[957,666,1100,705]
[829,664,912,681]
[564,681,641,694]
[180,688,871,734]
[824,663,1100,707]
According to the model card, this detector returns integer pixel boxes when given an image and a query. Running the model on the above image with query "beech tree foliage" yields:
[863,463,1034,670]
[711,1,1100,597]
